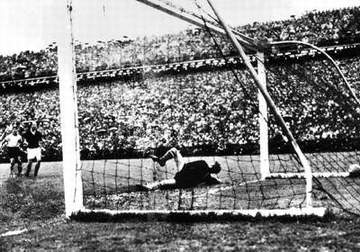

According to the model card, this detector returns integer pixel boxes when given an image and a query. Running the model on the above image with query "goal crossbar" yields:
[135,0,257,51]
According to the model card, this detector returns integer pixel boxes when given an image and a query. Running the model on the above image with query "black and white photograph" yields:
[1,0,360,250]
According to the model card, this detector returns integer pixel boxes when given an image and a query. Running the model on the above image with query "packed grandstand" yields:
[0,6,360,162]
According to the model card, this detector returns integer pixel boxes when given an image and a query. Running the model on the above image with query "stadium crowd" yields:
[0,54,359,161]
[0,4,359,161]
[0,6,359,81]
[240,6,360,45]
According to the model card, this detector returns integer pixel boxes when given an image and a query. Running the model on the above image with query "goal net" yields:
[56,0,360,219]
[265,50,360,215]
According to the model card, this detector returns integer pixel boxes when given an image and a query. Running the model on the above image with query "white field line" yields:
[0,228,28,237]
[267,172,350,178]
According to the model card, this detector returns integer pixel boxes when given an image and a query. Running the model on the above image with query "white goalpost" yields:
[58,0,83,217]
[257,52,270,181]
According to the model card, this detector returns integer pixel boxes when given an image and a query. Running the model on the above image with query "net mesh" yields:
[78,0,360,216]
[79,54,360,215]
[78,64,305,212]
[265,54,360,215]
[1,0,360,217]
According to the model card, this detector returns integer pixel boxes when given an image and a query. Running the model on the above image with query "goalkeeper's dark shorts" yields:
[7,147,21,159]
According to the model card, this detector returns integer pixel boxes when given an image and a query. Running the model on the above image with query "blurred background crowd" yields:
[0,6,360,161]
[0,6,359,81]
[0,55,359,161]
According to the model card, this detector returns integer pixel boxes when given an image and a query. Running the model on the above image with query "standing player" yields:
[23,122,43,177]
[145,147,222,190]
[1,126,23,176]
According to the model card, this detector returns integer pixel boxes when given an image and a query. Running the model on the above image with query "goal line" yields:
[72,207,327,221]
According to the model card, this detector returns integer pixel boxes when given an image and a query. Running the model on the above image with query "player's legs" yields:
[25,160,33,177]
[9,157,15,175]
[8,147,16,175]
[16,155,22,176]
[158,147,184,170]
[168,147,184,171]
[25,148,35,177]
[150,147,184,181]
[34,161,41,177]
[33,148,41,177]
[25,147,41,177]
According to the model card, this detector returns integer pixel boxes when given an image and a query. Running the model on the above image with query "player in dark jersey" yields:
[23,122,43,177]
[144,147,221,190]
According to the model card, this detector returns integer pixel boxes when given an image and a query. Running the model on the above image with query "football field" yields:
[1,156,360,250]
[1,152,359,215]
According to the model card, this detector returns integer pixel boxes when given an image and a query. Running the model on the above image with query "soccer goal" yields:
[58,0,360,220]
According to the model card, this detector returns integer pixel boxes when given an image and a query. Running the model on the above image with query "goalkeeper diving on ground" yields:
[142,147,222,190]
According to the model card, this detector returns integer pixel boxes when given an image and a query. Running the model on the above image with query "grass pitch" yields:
[1,155,360,250]
[80,154,360,214]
